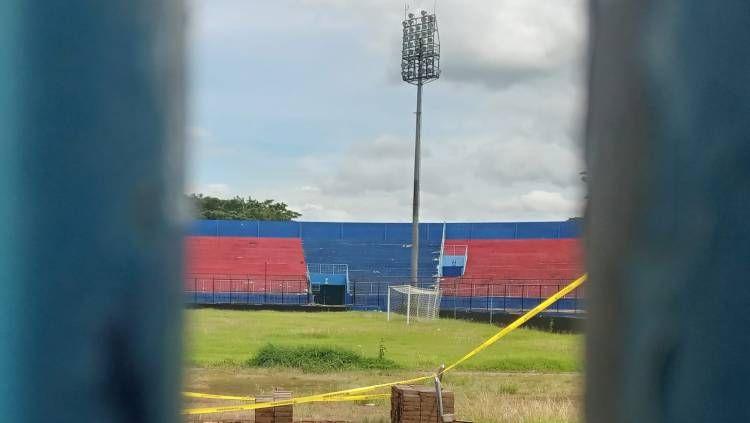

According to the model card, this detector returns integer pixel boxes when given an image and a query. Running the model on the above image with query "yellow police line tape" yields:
[316,393,391,402]
[183,274,587,415]
[182,391,392,403]
[183,392,254,401]
[185,393,392,415]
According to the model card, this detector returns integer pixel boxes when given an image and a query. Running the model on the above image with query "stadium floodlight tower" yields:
[402,8,441,285]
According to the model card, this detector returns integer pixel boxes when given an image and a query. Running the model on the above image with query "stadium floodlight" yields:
[401,7,441,285]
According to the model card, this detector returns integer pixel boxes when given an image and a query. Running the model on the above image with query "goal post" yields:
[387,285,442,324]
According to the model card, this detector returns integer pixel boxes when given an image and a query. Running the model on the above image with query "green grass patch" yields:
[248,344,400,372]
[473,357,582,372]
[185,310,582,372]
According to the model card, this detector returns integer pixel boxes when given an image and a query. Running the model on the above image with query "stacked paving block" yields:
[255,390,293,423]
[390,385,455,423]
[296,421,350,423]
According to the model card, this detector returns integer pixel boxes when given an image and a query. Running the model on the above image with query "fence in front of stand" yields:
[184,274,585,314]
[184,274,309,305]
[350,278,585,314]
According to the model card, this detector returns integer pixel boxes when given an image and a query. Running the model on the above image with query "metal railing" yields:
[442,244,468,257]
[350,277,585,314]
[184,274,309,305]
[183,274,586,314]
[306,263,349,275]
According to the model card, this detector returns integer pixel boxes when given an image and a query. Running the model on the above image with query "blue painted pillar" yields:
[0,1,185,422]
[586,1,750,422]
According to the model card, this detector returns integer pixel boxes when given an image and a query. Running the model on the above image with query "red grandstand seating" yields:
[185,236,308,293]
[443,239,583,282]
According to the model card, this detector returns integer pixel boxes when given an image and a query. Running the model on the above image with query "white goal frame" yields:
[386,285,442,324]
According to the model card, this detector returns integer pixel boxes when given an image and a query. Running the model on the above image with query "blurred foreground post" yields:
[586,1,750,422]
[0,1,185,422]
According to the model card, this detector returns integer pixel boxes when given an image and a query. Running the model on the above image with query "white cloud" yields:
[474,138,582,188]
[441,1,585,89]
[300,185,321,193]
[251,129,584,222]
[322,136,413,195]
[519,190,578,214]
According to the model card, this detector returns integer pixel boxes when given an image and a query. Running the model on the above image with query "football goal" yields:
[387,285,442,324]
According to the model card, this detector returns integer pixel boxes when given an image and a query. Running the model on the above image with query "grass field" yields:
[184,309,583,422]
[185,309,582,372]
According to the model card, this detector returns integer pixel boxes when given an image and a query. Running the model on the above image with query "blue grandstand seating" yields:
[302,239,441,283]
[299,222,443,284]
[186,220,585,312]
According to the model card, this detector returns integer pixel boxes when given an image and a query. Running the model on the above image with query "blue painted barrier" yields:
[188,220,581,240]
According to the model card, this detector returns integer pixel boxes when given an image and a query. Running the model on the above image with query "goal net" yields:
[387,285,442,324]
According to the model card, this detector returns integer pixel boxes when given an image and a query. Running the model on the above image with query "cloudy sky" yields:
[187,0,587,222]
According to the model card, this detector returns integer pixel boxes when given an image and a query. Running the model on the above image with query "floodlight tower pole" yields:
[410,43,423,286]
[402,10,439,286]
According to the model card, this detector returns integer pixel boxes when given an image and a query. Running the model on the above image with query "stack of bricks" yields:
[255,390,293,423]
[390,385,455,423]
[296,420,350,423]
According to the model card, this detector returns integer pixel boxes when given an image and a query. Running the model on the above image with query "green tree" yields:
[189,194,301,221]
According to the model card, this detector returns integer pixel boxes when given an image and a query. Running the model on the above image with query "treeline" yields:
[189,194,301,221]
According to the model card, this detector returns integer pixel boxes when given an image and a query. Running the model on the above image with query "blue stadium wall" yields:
[189,220,581,240]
